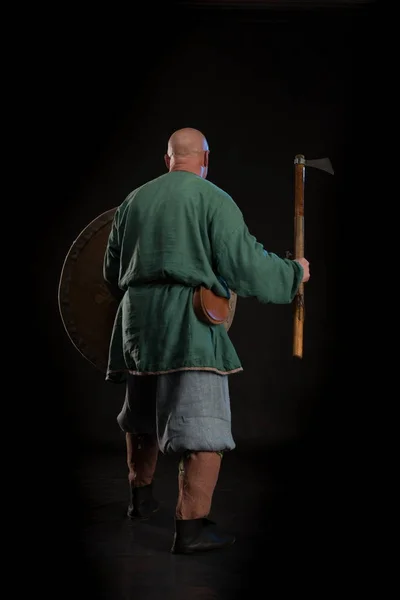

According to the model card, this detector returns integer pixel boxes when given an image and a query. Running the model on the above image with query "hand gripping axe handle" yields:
[292,154,334,359]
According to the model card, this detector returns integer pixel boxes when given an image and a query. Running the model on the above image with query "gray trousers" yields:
[117,371,236,454]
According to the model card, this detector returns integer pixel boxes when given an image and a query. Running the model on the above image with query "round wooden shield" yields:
[58,207,238,373]
[58,208,119,373]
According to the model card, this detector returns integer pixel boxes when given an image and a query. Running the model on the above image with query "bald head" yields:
[167,128,209,157]
[165,128,210,179]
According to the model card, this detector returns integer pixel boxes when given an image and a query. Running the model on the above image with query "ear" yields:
[203,150,209,168]
[164,154,170,170]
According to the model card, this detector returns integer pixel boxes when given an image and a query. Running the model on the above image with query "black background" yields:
[40,4,361,449]
[24,0,378,593]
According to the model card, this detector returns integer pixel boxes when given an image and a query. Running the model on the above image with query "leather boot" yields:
[126,433,159,519]
[127,483,159,520]
[171,518,235,554]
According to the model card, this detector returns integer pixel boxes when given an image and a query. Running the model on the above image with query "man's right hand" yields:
[295,257,310,282]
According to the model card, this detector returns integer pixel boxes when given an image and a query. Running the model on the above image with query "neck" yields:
[169,158,202,177]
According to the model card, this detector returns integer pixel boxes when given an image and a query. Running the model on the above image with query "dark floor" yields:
[54,438,341,599]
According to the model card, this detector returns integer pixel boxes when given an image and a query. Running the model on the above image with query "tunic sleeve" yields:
[211,197,303,304]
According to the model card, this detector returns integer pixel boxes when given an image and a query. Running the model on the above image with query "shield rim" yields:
[58,207,118,372]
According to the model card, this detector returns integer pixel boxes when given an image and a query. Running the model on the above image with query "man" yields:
[103,127,310,555]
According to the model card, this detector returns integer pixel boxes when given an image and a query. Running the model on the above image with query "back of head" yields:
[164,127,210,179]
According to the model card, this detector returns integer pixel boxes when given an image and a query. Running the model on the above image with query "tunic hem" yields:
[108,366,244,377]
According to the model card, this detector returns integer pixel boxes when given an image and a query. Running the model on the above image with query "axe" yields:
[291,154,334,359]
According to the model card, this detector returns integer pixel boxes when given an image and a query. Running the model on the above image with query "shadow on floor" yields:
[53,438,341,599]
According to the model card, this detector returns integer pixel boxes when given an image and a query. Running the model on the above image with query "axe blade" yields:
[294,155,334,175]
[305,157,334,175]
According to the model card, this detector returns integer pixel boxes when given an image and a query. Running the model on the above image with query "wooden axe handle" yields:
[293,155,305,359]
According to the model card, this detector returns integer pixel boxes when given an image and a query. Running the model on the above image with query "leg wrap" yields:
[176,451,222,520]
[126,433,159,487]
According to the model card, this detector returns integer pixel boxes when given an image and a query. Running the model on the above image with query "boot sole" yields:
[171,537,236,554]
[127,505,160,521]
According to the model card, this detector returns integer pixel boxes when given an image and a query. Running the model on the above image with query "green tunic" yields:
[103,170,303,382]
